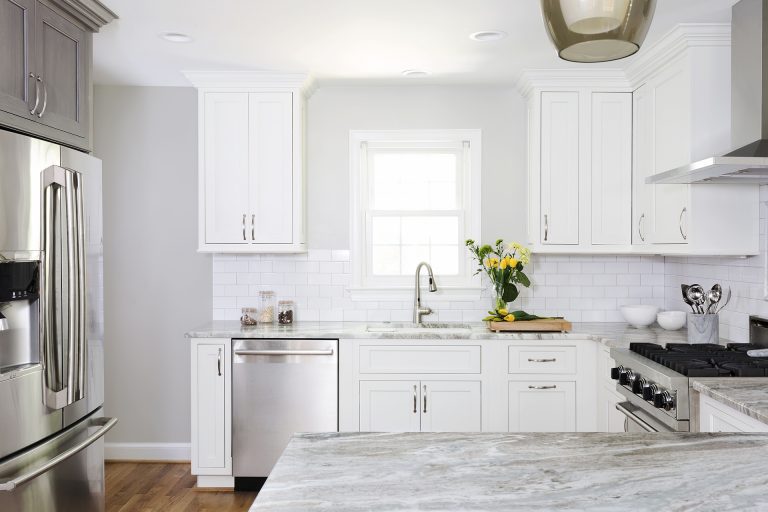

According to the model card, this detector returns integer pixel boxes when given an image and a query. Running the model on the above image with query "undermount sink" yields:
[365,323,473,334]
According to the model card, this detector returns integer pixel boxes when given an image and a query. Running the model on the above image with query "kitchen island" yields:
[250,432,768,511]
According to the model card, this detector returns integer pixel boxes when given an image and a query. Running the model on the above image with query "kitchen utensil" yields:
[716,286,732,314]
[706,284,722,314]
[657,310,686,330]
[747,349,768,357]
[620,305,659,328]
[686,284,705,314]
[681,284,696,314]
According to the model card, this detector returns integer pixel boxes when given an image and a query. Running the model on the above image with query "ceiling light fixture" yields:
[540,0,657,63]
[469,31,508,42]
[161,32,193,43]
[402,69,429,78]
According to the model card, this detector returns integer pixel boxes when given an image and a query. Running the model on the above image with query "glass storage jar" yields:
[258,291,276,324]
[278,300,295,325]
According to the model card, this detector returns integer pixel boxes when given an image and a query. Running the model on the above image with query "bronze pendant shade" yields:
[540,0,657,63]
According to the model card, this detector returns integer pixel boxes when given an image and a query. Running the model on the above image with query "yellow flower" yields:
[508,257,519,268]
[504,314,516,322]
[498,308,508,316]
[485,257,499,268]
[499,258,509,269]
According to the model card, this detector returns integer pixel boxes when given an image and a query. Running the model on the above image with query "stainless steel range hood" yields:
[648,0,768,184]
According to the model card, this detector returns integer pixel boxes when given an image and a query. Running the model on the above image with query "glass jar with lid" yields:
[278,300,295,325]
[258,291,276,324]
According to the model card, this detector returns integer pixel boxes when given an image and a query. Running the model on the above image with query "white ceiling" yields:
[93,0,737,87]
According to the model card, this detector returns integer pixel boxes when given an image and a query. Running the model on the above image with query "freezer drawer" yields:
[0,410,117,512]
[233,339,338,477]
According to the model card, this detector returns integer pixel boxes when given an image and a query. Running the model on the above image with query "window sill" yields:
[348,286,483,302]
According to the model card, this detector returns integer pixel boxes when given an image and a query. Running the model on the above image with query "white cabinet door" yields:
[632,84,653,246]
[699,394,768,433]
[203,93,250,245]
[192,342,230,473]
[650,64,690,244]
[591,92,632,246]
[359,381,421,432]
[540,92,579,245]
[421,381,481,432]
[508,381,576,432]
[249,92,293,244]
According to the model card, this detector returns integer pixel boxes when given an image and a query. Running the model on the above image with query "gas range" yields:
[609,329,768,432]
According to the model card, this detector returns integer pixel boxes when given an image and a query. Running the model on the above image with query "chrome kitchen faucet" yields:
[413,262,438,324]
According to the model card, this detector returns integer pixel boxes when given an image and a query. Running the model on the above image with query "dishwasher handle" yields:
[234,349,335,357]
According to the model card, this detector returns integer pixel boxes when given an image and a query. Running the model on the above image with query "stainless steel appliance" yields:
[610,318,768,432]
[232,339,338,479]
[0,130,115,510]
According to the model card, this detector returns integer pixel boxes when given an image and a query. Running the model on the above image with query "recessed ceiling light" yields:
[161,32,193,43]
[469,31,507,42]
[402,69,429,78]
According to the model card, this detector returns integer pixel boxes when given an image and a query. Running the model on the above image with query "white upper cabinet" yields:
[186,72,309,253]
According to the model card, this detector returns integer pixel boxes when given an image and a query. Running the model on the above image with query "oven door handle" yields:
[616,403,657,432]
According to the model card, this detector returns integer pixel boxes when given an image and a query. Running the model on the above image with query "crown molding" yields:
[49,0,117,31]
[182,70,315,96]
[516,69,631,98]
[625,23,731,85]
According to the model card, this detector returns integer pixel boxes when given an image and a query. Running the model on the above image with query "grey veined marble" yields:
[251,432,768,512]
[692,378,768,426]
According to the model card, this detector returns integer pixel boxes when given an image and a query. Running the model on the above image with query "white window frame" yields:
[349,129,482,301]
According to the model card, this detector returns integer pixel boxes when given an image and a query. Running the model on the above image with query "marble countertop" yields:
[691,378,768,425]
[186,321,697,349]
[251,432,768,511]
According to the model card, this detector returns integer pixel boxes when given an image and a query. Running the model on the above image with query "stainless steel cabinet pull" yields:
[0,417,117,492]
[217,348,222,376]
[679,207,687,240]
[528,358,557,363]
[528,385,557,390]
[413,385,417,414]
[234,349,334,356]
[29,73,41,115]
[638,213,646,242]
[423,385,427,413]
[251,214,255,241]
[544,214,549,242]
[37,77,48,118]
[615,403,656,433]
[242,214,246,241]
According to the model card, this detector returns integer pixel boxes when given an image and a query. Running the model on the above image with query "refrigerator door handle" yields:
[41,166,87,410]
[0,416,117,492]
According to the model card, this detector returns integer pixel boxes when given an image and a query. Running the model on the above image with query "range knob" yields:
[619,369,633,386]
[643,383,657,401]
[653,390,675,411]
[632,377,647,395]
[610,366,624,380]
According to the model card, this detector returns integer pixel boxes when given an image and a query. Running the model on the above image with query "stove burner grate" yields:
[629,342,768,377]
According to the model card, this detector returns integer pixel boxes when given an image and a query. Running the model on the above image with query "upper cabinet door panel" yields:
[0,0,35,119]
[540,92,579,245]
[35,2,87,138]
[632,84,653,246]
[248,92,293,244]
[204,92,250,245]
[591,92,632,246]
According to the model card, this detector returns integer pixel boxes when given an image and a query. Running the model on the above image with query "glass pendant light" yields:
[540,0,657,63]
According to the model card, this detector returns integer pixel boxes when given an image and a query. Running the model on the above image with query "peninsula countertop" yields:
[691,378,768,426]
[250,432,768,512]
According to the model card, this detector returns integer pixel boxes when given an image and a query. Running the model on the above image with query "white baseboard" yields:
[105,442,191,461]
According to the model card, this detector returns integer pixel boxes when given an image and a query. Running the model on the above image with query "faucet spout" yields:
[414,262,437,324]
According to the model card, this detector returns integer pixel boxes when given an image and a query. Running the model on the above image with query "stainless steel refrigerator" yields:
[0,130,115,511]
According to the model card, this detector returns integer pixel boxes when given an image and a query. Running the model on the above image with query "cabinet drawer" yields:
[359,345,481,374]
[508,346,576,374]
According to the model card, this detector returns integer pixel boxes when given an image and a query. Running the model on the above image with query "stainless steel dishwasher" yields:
[232,338,338,477]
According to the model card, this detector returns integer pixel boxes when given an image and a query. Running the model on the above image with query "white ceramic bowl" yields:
[657,310,687,331]
[620,305,660,328]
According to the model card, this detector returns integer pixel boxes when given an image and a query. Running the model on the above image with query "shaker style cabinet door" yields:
[34,2,88,138]
[420,381,481,433]
[0,0,36,119]
[192,343,230,473]
[248,92,293,244]
[202,93,250,245]
[540,92,579,245]
[508,381,576,432]
[632,84,653,246]
[359,381,421,432]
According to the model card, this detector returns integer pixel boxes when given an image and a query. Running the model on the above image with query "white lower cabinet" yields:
[508,381,576,432]
[698,394,768,433]
[359,380,481,432]
[191,338,232,484]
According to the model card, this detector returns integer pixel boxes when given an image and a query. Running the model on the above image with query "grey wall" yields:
[93,86,211,446]
[306,86,528,249]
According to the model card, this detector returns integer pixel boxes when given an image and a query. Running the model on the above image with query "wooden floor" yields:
[106,462,259,512]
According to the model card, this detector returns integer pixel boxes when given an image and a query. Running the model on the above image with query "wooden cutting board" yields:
[488,318,572,333]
